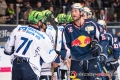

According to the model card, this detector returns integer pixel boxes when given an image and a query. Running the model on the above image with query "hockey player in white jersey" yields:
[46,13,66,80]
[58,13,73,80]
[4,11,60,80]
[54,13,68,80]
[37,10,53,80]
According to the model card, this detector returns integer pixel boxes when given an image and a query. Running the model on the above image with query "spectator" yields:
[97,9,110,21]
[91,10,97,20]
[24,7,32,22]
[6,3,15,16]
[113,0,120,17]
[48,5,55,18]
[0,16,7,24]
[110,12,119,22]
[97,9,104,20]
[6,14,15,24]
[0,0,7,17]
[107,12,120,26]
[15,7,24,24]
[23,1,31,12]
[15,0,24,10]
[85,0,93,10]
[62,0,71,14]
[44,0,53,9]
[105,7,110,22]
[52,0,62,17]
[34,1,44,11]
[113,0,120,9]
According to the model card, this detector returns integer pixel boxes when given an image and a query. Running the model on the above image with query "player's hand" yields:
[52,62,59,68]
[98,54,107,65]
[90,44,102,57]
[59,55,63,62]
[110,60,119,71]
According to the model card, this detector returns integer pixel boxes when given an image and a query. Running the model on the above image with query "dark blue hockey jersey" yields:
[60,19,109,60]
[98,24,120,60]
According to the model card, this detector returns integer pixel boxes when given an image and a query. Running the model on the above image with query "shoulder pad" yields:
[85,18,97,23]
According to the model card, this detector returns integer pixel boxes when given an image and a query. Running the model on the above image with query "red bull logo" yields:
[70,71,81,80]
[70,71,77,79]
[71,35,90,47]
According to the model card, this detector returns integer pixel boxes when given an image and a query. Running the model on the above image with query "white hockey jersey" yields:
[40,24,65,75]
[4,25,58,77]
[46,24,64,51]
[47,24,69,71]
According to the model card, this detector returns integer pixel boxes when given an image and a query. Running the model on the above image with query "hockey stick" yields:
[97,57,112,80]
[47,16,58,80]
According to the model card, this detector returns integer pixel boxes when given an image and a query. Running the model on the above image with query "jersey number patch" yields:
[16,37,33,55]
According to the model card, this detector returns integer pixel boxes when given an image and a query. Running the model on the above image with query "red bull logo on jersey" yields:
[71,35,91,47]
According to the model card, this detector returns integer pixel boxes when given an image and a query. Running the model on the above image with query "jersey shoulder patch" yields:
[47,25,54,30]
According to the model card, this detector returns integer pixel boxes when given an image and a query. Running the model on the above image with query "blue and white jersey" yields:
[4,25,59,77]
[46,24,64,51]
[46,25,70,71]
[40,24,64,75]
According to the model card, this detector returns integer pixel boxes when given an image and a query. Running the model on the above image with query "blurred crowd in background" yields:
[0,0,120,25]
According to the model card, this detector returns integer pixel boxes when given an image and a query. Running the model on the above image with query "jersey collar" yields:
[28,25,40,31]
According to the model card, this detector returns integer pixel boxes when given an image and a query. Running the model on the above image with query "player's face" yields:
[38,21,42,27]
[83,12,88,19]
[42,23,47,31]
[71,8,81,21]
[83,12,91,19]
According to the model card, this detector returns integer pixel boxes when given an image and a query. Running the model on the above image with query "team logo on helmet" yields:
[71,3,84,11]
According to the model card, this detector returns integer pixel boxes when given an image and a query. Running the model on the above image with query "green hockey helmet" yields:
[66,14,73,23]
[55,13,66,23]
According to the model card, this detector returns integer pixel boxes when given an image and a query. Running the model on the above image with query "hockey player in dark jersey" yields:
[60,3,110,80]
[97,20,120,80]
[82,6,120,80]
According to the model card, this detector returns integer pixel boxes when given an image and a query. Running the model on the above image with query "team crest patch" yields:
[68,27,73,33]
[85,25,94,33]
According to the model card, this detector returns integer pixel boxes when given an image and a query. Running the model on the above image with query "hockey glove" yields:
[98,54,107,65]
[91,39,98,47]
[110,60,119,71]
[107,46,113,54]
[55,50,60,56]
[90,44,102,57]
[4,46,15,55]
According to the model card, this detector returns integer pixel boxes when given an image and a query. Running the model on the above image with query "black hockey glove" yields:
[55,50,60,56]
[110,60,119,71]
[98,54,107,65]
[91,39,98,47]
[90,44,102,57]
[107,46,113,54]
